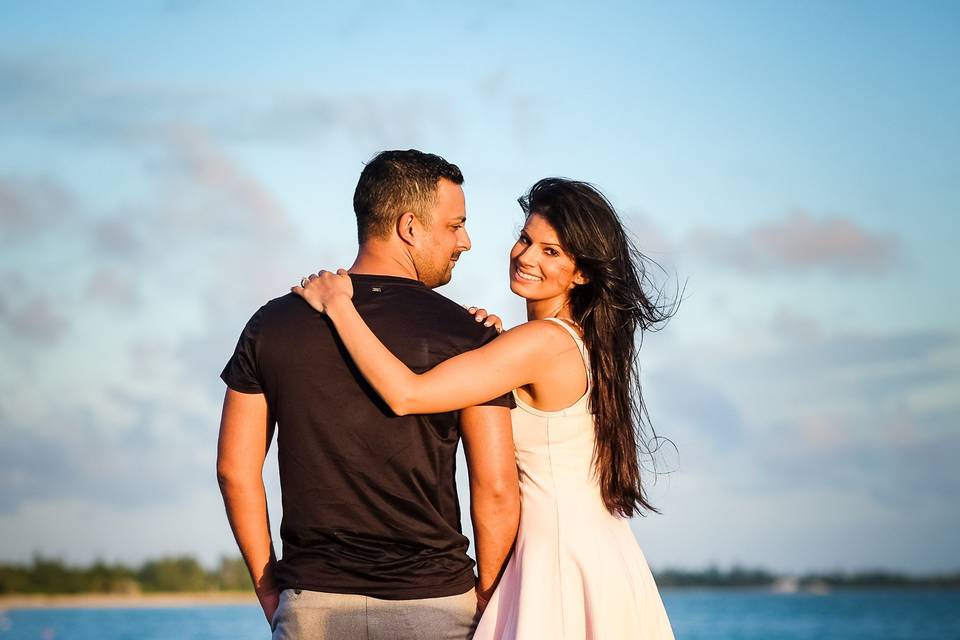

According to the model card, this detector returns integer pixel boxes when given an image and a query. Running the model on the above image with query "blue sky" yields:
[1,1,958,573]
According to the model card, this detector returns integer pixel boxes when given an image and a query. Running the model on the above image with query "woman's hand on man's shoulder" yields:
[292,268,354,314]
[467,306,503,333]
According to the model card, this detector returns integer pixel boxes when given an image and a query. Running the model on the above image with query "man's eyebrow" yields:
[451,216,467,223]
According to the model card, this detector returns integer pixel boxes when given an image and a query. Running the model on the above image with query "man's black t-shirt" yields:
[221,275,512,600]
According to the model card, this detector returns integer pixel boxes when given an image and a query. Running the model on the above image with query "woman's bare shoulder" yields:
[499,319,580,353]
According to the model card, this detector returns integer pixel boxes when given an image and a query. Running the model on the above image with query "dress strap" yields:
[543,316,583,344]
[543,317,591,382]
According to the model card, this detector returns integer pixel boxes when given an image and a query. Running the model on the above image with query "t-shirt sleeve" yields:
[220,306,266,394]
[472,324,516,409]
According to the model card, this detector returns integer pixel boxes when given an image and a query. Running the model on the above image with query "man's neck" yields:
[349,242,420,281]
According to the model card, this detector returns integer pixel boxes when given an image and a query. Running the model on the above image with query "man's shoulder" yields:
[238,293,317,341]
[408,288,499,346]
[255,292,311,321]
[263,291,305,311]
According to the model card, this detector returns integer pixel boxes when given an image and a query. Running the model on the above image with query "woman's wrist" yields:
[324,293,354,319]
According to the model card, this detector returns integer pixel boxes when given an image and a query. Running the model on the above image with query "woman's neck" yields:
[526,295,574,322]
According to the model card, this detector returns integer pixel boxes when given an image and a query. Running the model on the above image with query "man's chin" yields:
[420,261,455,288]
[435,272,453,287]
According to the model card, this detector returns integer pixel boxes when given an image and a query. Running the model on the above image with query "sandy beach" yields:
[0,592,258,610]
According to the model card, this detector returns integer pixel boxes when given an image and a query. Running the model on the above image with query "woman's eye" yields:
[545,248,558,256]
[518,235,530,244]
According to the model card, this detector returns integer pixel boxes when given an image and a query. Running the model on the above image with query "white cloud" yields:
[0,175,74,240]
[687,211,899,275]
[632,314,960,571]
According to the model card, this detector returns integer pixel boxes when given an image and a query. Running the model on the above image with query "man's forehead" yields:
[434,182,466,218]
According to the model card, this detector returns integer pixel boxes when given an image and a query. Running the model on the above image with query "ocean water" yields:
[661,590,960,640]
[1,590,958,639]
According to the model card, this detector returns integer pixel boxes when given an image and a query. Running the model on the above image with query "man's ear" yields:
[397,212,419,246]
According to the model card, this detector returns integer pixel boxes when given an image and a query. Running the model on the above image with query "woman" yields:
[294,178,675,639]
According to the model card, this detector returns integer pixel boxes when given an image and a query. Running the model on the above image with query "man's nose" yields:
[458,227,472,252]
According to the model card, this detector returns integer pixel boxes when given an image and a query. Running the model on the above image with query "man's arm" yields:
[460,405,520,611]
[217,388,279,625]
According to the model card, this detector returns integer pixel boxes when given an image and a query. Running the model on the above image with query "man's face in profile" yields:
[413,179,471,288]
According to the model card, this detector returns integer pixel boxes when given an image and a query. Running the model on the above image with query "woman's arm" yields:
[325,295,548,415]
[293,270,552,415]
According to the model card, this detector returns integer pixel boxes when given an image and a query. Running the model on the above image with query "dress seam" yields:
[545,415,567,639]
[364,595,370,640]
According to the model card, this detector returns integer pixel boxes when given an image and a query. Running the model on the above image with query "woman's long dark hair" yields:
[519,178,676,517]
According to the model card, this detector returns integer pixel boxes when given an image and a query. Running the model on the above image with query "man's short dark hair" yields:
[353,149,464,244]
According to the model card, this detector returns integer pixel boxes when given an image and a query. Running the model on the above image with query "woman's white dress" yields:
[473,317,675,640]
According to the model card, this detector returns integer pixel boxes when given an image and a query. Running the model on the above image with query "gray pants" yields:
[271,588,480,640]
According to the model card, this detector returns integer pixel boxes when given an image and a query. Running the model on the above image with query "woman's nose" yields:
[516,249,537,267]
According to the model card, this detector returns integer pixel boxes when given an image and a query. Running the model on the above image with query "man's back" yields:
[222,274,509,599]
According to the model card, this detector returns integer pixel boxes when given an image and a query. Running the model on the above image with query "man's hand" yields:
[256,586,280,625]
[475,582,492,614]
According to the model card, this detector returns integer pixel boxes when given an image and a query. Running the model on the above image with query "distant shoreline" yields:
[6,556,957,603]
[0,592,257,610]
[3,586,959,611]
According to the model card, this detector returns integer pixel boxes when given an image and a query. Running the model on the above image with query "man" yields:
[217,149,520,639]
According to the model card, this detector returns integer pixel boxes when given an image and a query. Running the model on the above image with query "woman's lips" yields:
[512,265,543,282]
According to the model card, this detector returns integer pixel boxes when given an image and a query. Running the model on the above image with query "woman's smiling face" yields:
[509,213,585,304]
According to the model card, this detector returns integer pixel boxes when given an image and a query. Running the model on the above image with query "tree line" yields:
[1,557,957,594]
[0,556,251,594]
[655,566,960,589]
